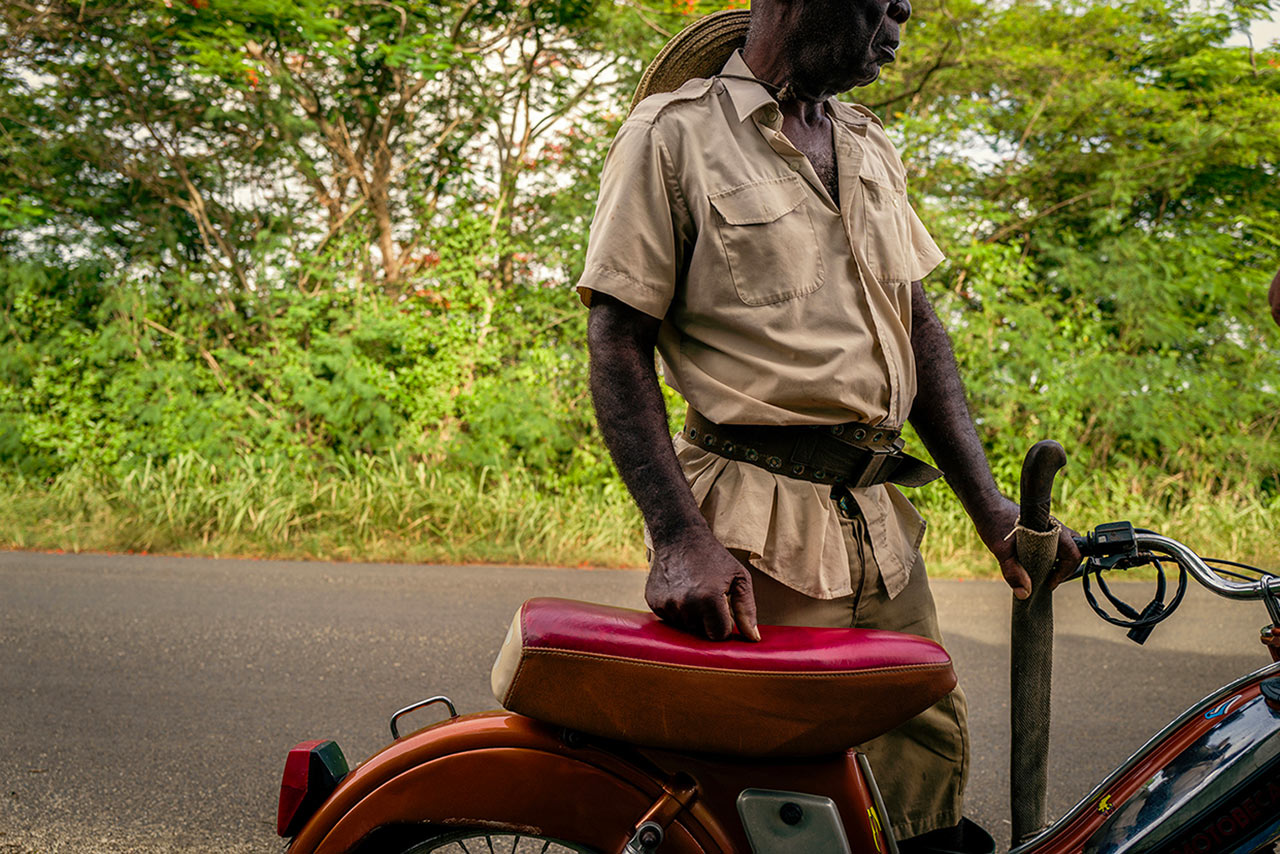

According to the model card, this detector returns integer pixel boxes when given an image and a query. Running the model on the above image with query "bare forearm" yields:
[906,281,1003,525]
[588,294,759,639]
[906,281,1082,592]
[587,296,707,546]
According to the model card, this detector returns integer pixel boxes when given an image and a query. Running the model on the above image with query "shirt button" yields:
[764,108,780,125]
[789,160,802,171]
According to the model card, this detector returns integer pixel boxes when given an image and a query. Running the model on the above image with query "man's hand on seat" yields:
[647,529,761,642]
[587,293,759,643]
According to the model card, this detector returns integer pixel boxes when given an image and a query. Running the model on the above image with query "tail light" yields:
[277,739,349,837]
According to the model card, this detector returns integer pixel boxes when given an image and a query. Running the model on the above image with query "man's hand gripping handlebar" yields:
[1007,440,1083,595]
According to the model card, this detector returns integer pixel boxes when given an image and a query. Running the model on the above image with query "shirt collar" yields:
[827,99,876,133]
[718,51,874,134]
[718,50,779,124]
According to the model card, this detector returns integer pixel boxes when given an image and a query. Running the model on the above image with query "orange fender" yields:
[288,711,730,854]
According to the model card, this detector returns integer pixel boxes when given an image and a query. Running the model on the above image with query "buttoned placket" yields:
[833,118,909,425]
[751,106,840,214]
[752,104,909,427]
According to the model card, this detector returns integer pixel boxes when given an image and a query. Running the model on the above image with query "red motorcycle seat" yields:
[491,598,956,758]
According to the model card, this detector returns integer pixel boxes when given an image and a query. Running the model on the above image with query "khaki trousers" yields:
[736,504,969,840]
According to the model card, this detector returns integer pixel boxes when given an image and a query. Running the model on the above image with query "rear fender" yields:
[288,711,724,854]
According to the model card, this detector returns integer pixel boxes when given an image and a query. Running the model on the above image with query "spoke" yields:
[539,842,551,854]
[487,836,495,854]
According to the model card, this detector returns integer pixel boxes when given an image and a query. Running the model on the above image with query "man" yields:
[577,1,1080,849]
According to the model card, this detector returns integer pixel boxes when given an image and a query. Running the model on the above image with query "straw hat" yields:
[630,9,752,113]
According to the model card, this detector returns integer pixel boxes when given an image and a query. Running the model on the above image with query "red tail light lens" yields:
[277,739,349,837]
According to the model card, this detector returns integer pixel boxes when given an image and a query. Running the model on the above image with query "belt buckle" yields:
[850,446,895,489]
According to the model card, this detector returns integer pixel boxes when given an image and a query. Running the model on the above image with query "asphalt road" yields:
[0,551,1272,852]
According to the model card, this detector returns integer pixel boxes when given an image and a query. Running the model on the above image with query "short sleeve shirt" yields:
[577,51,945,599]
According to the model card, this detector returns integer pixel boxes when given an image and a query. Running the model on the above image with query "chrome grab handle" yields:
[1136,533,1272,602]
[390,695,458,740]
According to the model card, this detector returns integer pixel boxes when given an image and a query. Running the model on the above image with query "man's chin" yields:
[842,66,882,91]
[797,64,881,99]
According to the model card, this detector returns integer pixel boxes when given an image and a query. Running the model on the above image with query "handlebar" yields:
[1014,441,1277,631]
[1085,528,1279,603]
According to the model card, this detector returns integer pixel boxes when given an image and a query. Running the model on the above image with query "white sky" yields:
[1224,7,1279,47]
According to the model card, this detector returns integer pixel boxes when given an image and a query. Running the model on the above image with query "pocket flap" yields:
[709,176,807,226]
[859,172,906,203]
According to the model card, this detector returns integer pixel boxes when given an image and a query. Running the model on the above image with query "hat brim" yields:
[630,9,752,113]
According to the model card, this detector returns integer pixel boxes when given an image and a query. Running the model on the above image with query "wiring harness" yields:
[1075,522,1277,645]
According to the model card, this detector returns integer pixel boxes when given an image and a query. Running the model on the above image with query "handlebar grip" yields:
[1019,440,1067,533]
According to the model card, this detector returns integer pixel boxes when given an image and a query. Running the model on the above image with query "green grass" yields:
[0,454,644,567]
[915,465,1280,578]
[1,453,1276,576]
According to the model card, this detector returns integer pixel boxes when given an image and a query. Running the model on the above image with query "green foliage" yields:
[877,0,1280,497]
[0,453,643,566]
[0,0,1277,569]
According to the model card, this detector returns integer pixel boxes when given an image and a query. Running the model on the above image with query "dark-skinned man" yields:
[577,2,1080,851]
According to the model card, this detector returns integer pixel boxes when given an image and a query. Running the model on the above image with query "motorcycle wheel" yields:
[401,830,600,853]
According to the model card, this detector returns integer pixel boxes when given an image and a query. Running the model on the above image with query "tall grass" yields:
[1,453,1275,575]
[0,454,644,567]
[916,463,1280,577]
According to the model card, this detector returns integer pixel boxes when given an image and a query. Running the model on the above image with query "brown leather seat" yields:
[492,598,957,759]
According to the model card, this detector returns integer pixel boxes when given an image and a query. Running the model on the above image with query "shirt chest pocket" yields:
[708,176,825,307]
[859,174,913,285]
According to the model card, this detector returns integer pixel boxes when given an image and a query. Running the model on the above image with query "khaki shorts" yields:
[736,501,969,840]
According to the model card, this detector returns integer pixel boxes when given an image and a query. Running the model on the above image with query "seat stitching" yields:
[525,647,950,678]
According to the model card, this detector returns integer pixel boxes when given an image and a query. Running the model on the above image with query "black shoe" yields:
[897,818,996,854]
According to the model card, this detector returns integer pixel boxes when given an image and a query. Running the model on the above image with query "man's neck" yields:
[739,48,827,126]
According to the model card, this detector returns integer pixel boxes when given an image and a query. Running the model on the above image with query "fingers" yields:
[700,595,735,642]
[729,572,760,642]
[647,577,759,642]
[1050,528,1084,589]
[1002,557,1032,600]
[645,541,762,642]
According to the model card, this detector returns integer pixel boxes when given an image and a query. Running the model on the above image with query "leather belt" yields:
[683,407,943,489]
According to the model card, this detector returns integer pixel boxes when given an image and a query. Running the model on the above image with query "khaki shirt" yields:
[577,51,945,599]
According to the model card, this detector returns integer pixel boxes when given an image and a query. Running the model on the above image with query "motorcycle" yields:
[273,444,1280,854]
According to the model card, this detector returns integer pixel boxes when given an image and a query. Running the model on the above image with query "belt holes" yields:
[688,427,699,440]
[767,456,782,469]
[792,464,805,476]
[873,432,884,443]
[746,449,760,462]
[854,429,867,440]
[721,442,735,454]
[704,434,717,448]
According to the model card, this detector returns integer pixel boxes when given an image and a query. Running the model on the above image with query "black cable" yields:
[1082,555,1188,635]
[1078,528,1269,641]
[1203,557,1278,579]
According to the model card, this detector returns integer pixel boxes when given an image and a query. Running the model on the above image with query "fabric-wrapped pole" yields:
[1010,520,1060,844]
[1010,440,1066,846]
